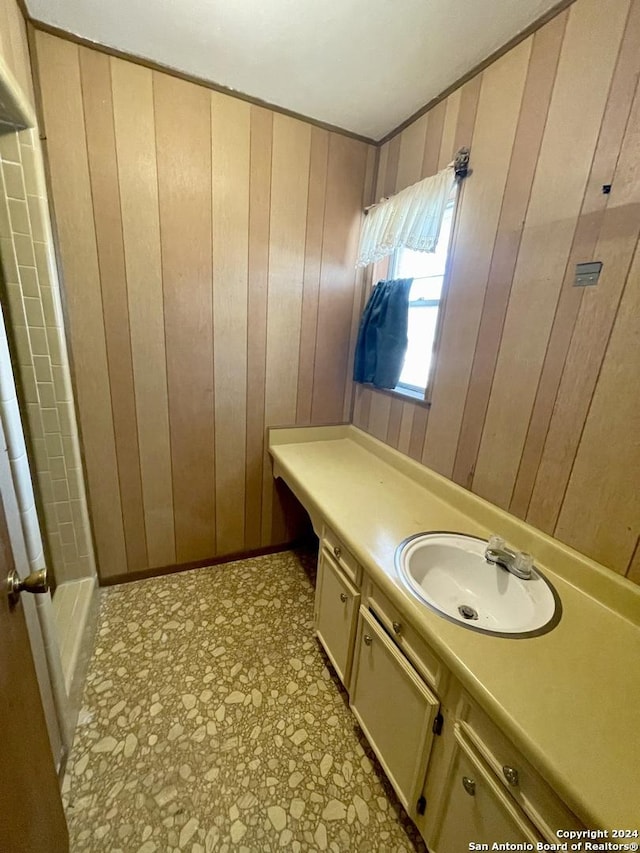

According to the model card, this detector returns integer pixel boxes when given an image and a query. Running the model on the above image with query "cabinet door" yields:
[315,550,359,687]
[349,607,440,816]
[432,726,540,853]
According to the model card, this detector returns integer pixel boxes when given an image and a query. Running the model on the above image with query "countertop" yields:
[268,424,640,831]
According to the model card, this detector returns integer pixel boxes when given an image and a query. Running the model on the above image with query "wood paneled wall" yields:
[34,31,374,580]
[353,0,640,585]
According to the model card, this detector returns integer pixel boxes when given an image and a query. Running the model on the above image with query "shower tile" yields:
[33,353,53,382]
[18,264,40,296]
[41,406,61,434]
[23,296,45,327]
[12,232,35,265]
[20,144,39,193]
[27,194,45,241]
[36,381,56,407]
[8,197,30,235]
[2,160,25,198]
[0,131,21,163]
[28,327,49,356]
[63,550,425,852]
[0,237,18,278]
[6,283,26,325]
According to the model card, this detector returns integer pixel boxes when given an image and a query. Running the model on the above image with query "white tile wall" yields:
[0,125,96,586]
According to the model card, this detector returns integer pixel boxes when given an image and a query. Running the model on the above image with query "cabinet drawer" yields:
[366,580,446,693]
[321,526,362,587]
[315,551,360,687]
[349,607,440,816]
[432,724,541,853]
[457,694,586,839]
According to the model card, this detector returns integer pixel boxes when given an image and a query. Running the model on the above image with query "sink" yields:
[395,532,561,638]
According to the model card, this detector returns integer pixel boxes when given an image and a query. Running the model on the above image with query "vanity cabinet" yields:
[314,531,360,687]
[428,725,541,852]
[312,529,585,845]
[349,607,440,816]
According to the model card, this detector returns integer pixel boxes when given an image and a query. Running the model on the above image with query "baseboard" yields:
[99,537,318,587]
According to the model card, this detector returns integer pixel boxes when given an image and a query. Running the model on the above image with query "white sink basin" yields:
[395,532,561,637]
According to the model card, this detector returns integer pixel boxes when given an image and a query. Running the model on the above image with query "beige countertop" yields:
[268,424,640,831]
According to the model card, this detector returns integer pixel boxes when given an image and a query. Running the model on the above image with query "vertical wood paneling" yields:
[244,106,272,550]
[397,406,414,455]
[367,393,392,441]
[422,41,531,477]
[111,58,176,568]
[409,406,429,461]
[343,144,377,421]
[526,87,640,531]
[38,0,640,589]
[421,100,446,178]
[79,47,148,572]
[36,33,127,578]
[262,116,311,543]
[297,128,329,425]
[211,93,250,555]
[386,398,404,447]
[472,0,630,508]
[437,88,462,169]
[355,0,640,587]
[395,114,428,190]
[521,4,640,526]
[384,135,401,197]
[453,76,483,153]
[452,14,567,490]
[312,135,367,422]
[38,34,370,578]
[155,73,215,562]
[554,242,640,572]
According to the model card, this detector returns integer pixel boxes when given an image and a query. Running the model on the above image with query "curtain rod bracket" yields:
[454,147,471,180]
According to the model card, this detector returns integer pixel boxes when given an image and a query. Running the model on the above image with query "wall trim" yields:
[26,20,376,146]
[376,0,578,146]
[23,0,578,148]
[99,539,317,587]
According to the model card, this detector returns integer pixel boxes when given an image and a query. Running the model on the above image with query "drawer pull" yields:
[364,634,373,646]
[340,592,348,603]
[392,621,402,634]
[462,776,476,796]
[502,765,519,787]
[333,545,342,559]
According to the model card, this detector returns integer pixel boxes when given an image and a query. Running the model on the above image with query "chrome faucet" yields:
[484,536,534,580]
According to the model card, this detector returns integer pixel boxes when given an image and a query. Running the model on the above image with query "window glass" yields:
[392,199,454,398]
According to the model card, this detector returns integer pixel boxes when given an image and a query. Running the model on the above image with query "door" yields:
[349,607,440,816]
[431,726,540,853]
[315,550,360,687]
[0,491,68,852]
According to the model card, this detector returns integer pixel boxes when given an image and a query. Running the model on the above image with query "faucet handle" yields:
[514,552,534,578]
[487,535,505,552]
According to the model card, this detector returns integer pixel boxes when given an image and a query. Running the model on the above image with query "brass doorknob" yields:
[7,567,49,607]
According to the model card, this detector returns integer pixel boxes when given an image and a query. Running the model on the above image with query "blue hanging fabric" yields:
[353,278,413,390]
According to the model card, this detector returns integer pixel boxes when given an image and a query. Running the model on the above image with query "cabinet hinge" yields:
[432,712,444,736]
[416,795,427,815]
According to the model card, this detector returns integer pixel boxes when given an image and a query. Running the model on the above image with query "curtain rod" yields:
[364,147,470,214]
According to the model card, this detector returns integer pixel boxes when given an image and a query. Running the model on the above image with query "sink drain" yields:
[458,604,479,621]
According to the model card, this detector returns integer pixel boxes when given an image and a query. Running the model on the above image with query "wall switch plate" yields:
[574,261,603,286]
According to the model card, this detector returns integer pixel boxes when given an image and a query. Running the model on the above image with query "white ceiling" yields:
[26,0,561,140]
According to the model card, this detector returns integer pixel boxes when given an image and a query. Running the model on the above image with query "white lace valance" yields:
[356,166,456,267]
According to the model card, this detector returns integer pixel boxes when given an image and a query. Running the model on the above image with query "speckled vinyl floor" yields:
[63,549,426,852]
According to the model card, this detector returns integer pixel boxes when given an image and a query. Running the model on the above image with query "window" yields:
[390,197,455,400]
